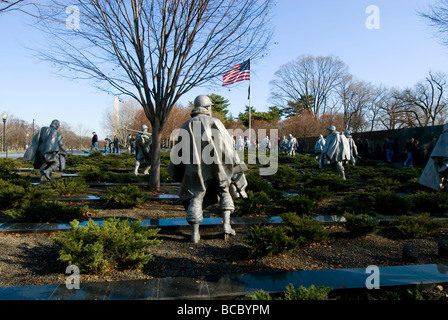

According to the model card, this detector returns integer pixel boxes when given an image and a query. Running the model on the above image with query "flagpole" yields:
[248,58,252,146]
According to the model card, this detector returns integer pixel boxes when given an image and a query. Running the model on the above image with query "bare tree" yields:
[0,0,23,13]
[420,0,448,47]
[398,71,448,126]
[75,123,91,150]
[337,75,370,132]
[35,0,273,190]
[279,111,345,139]
[103,98,140,148]
[0,1,50,17]
[374,88,409,130]
[269,55,349,117]
[337,76,389,132]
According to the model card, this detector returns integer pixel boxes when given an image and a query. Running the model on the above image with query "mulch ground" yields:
[2,174,448,300]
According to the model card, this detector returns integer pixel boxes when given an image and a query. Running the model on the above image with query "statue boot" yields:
[190,223,200,243]
[133,161,140,176]
[336,162,346,180]
[143,165,151,175]
[222,210,236,241]
[40,168,52,181]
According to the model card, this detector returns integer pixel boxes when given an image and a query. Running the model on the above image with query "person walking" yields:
[126,134,132,153]
[90,132,99,151]
[113,135,119,153]
[385,137,395,163]
[412,139,421,165]
[404,137,415,167]
[105,136,112,153]
[130,135,136,153]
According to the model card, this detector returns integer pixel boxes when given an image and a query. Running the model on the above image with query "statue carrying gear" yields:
[133,124,152,175]
[314,134,326,169]
[280,135,288,153]
[168,95,248,243]
[321,125,350,180]
[419,123,448,191]
[23,119,67,181]
[286,133,298,157]
[259,136,271,151]
[344,130,359,166]
[235,136,245,151]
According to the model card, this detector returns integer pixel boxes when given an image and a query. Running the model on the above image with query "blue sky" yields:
[1,0,447,140]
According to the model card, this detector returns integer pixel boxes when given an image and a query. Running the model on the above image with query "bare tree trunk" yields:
[149,121,162,191]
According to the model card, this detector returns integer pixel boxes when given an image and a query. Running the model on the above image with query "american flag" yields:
[222,59,250,86]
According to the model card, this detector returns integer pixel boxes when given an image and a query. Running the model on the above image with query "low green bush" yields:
[343,213,381,236]
[65,154,91,168]
[305,171,357,192]
[278,154,319,169]
[330,191,411,216]
[281,212,328,245]
[53,218,161,274]
[244,289,273,300]
[363,177,401,192]
[103,172,143,183]
[0,158,18,170]
[378,166,421,183]
[329,192,376,215]
[407,191,448,215]
[0,179,26,211]
[268,165,300,190]
[77,165,106,183]
[300,186,334,201]
[284,284,333,300]
[20,201,86,222]
[369,284,441,300]
[245,171,282,200]
[394,213,445,239]
[245,284,333,300]
[50,177,88,196]
[234,190,273,216]
[160,168,175,183]
[88,150,104,158]
[102,185,151,208]
[373,192,412,215]
[24,186,57,206]
[357,167,381,181]
[0,179,56,218]
[282,194,318,215]
[67,152,136,170]
[243,225,299,257]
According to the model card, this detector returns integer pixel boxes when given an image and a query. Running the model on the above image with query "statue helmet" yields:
[141,124,148,131]
[328,125,336,131]
[50,119,60,129]
[194,95,212,109]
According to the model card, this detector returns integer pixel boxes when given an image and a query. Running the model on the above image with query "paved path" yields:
[1,264,448,300]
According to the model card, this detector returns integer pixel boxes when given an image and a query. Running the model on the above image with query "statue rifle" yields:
[126,128,152,135]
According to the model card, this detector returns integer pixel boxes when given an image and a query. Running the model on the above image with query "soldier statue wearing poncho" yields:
[321,125,350,180]
[133,124,152,176]
[419,123,448,191]
[23,119,67,181]
[168,95,248,243]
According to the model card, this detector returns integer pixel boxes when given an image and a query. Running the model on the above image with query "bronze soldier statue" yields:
[24,119,67,181]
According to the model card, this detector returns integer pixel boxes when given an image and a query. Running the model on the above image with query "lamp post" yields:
[2,112,7,158]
